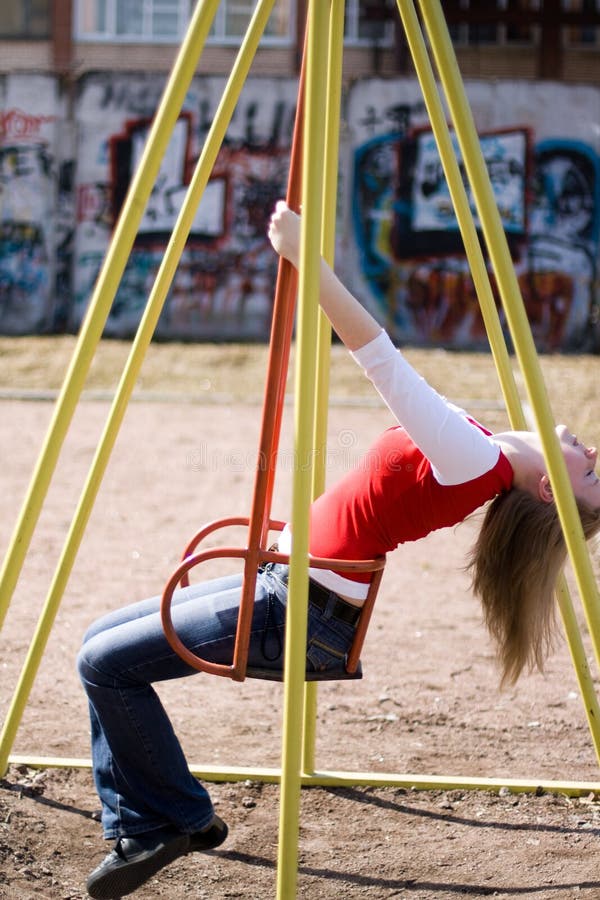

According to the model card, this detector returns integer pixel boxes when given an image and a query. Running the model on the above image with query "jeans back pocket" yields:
[306,611,354,673]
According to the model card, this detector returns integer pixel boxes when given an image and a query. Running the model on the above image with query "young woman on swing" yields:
[79,201,600,898]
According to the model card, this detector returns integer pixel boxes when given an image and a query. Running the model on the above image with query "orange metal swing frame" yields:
[160,49,385,683]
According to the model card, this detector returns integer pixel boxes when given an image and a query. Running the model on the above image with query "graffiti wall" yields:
[0,75,67,334]
[345,79,600,351]
[1,73,600,349]
[73,73,297,340]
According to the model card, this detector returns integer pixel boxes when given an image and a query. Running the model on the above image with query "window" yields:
[448,0,499,46]
[75,0,293,44]
[505,0,539,43]
[448,0,540,46]
[346,0,395,45]
[77,0,194,40]
[0,0,50,39]
[468,0,499,44]
[209,0,292,42]
[563,0,600,47]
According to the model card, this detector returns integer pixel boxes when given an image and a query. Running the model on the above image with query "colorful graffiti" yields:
[2,73,600,350]
[0,108,58,333]
[103,121,288,338]
[351,107,600,351]
[70,73,298,339]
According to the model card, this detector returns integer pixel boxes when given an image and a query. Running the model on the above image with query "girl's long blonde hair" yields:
[467,488,600,687]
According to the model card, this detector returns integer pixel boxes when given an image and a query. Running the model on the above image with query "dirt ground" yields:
[3,348,600,899]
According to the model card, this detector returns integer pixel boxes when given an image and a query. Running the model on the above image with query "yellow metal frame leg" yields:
[277,2,330,896]
[0,0,220,633]
[397,0,600,764]
[419,0,600,711]
[302,0,346,780]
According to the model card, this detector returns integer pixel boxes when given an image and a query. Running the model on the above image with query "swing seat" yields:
[160,516,385,683]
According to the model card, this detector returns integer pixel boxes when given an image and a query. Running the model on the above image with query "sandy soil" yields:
[2,392,600,899]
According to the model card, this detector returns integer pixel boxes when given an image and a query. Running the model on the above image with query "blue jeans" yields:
[77,564,357,839]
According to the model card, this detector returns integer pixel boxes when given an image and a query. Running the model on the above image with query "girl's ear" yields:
[538,474,553,504]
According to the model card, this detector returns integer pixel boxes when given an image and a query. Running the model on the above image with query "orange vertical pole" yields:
[230,40,307,678]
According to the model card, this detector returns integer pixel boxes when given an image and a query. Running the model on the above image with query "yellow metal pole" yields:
[397,0,600,764]
[396,0,522,427]
[0,0,276,777]
[302,0,346,779]
[418,0,600,679]
[8,754,600,797]
[0,0,220,632]
[276,1,329,896]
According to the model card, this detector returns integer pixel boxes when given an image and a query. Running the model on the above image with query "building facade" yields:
[2,1,600,349]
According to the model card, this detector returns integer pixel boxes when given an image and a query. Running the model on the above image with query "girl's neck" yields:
[494,430,546,495]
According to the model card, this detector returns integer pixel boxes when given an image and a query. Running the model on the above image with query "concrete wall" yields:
[347,80,600,351]
[72,73,297,340]
[1,72,599,350]
[0,74,68,333]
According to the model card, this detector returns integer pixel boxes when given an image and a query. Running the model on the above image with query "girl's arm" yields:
[268,200,381,351]
[268,201,503,485]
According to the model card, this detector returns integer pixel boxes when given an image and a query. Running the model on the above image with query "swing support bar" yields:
[7,753,600,798]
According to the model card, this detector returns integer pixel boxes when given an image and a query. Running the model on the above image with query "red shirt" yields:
[309,424,514,583]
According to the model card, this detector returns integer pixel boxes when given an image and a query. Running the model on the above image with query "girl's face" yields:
[556,424,600,509]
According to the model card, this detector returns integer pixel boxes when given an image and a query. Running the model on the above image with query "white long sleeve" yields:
[351,330,500,485]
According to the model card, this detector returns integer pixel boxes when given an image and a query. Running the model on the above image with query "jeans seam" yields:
[308,637,346,660]
[83,659,211,835]
[119,685,210,833]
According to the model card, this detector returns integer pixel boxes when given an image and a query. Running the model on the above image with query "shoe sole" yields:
[87,834,189,899]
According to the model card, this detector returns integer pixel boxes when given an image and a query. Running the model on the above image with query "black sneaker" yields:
[86,827,190,898]
[188,813,228,852]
